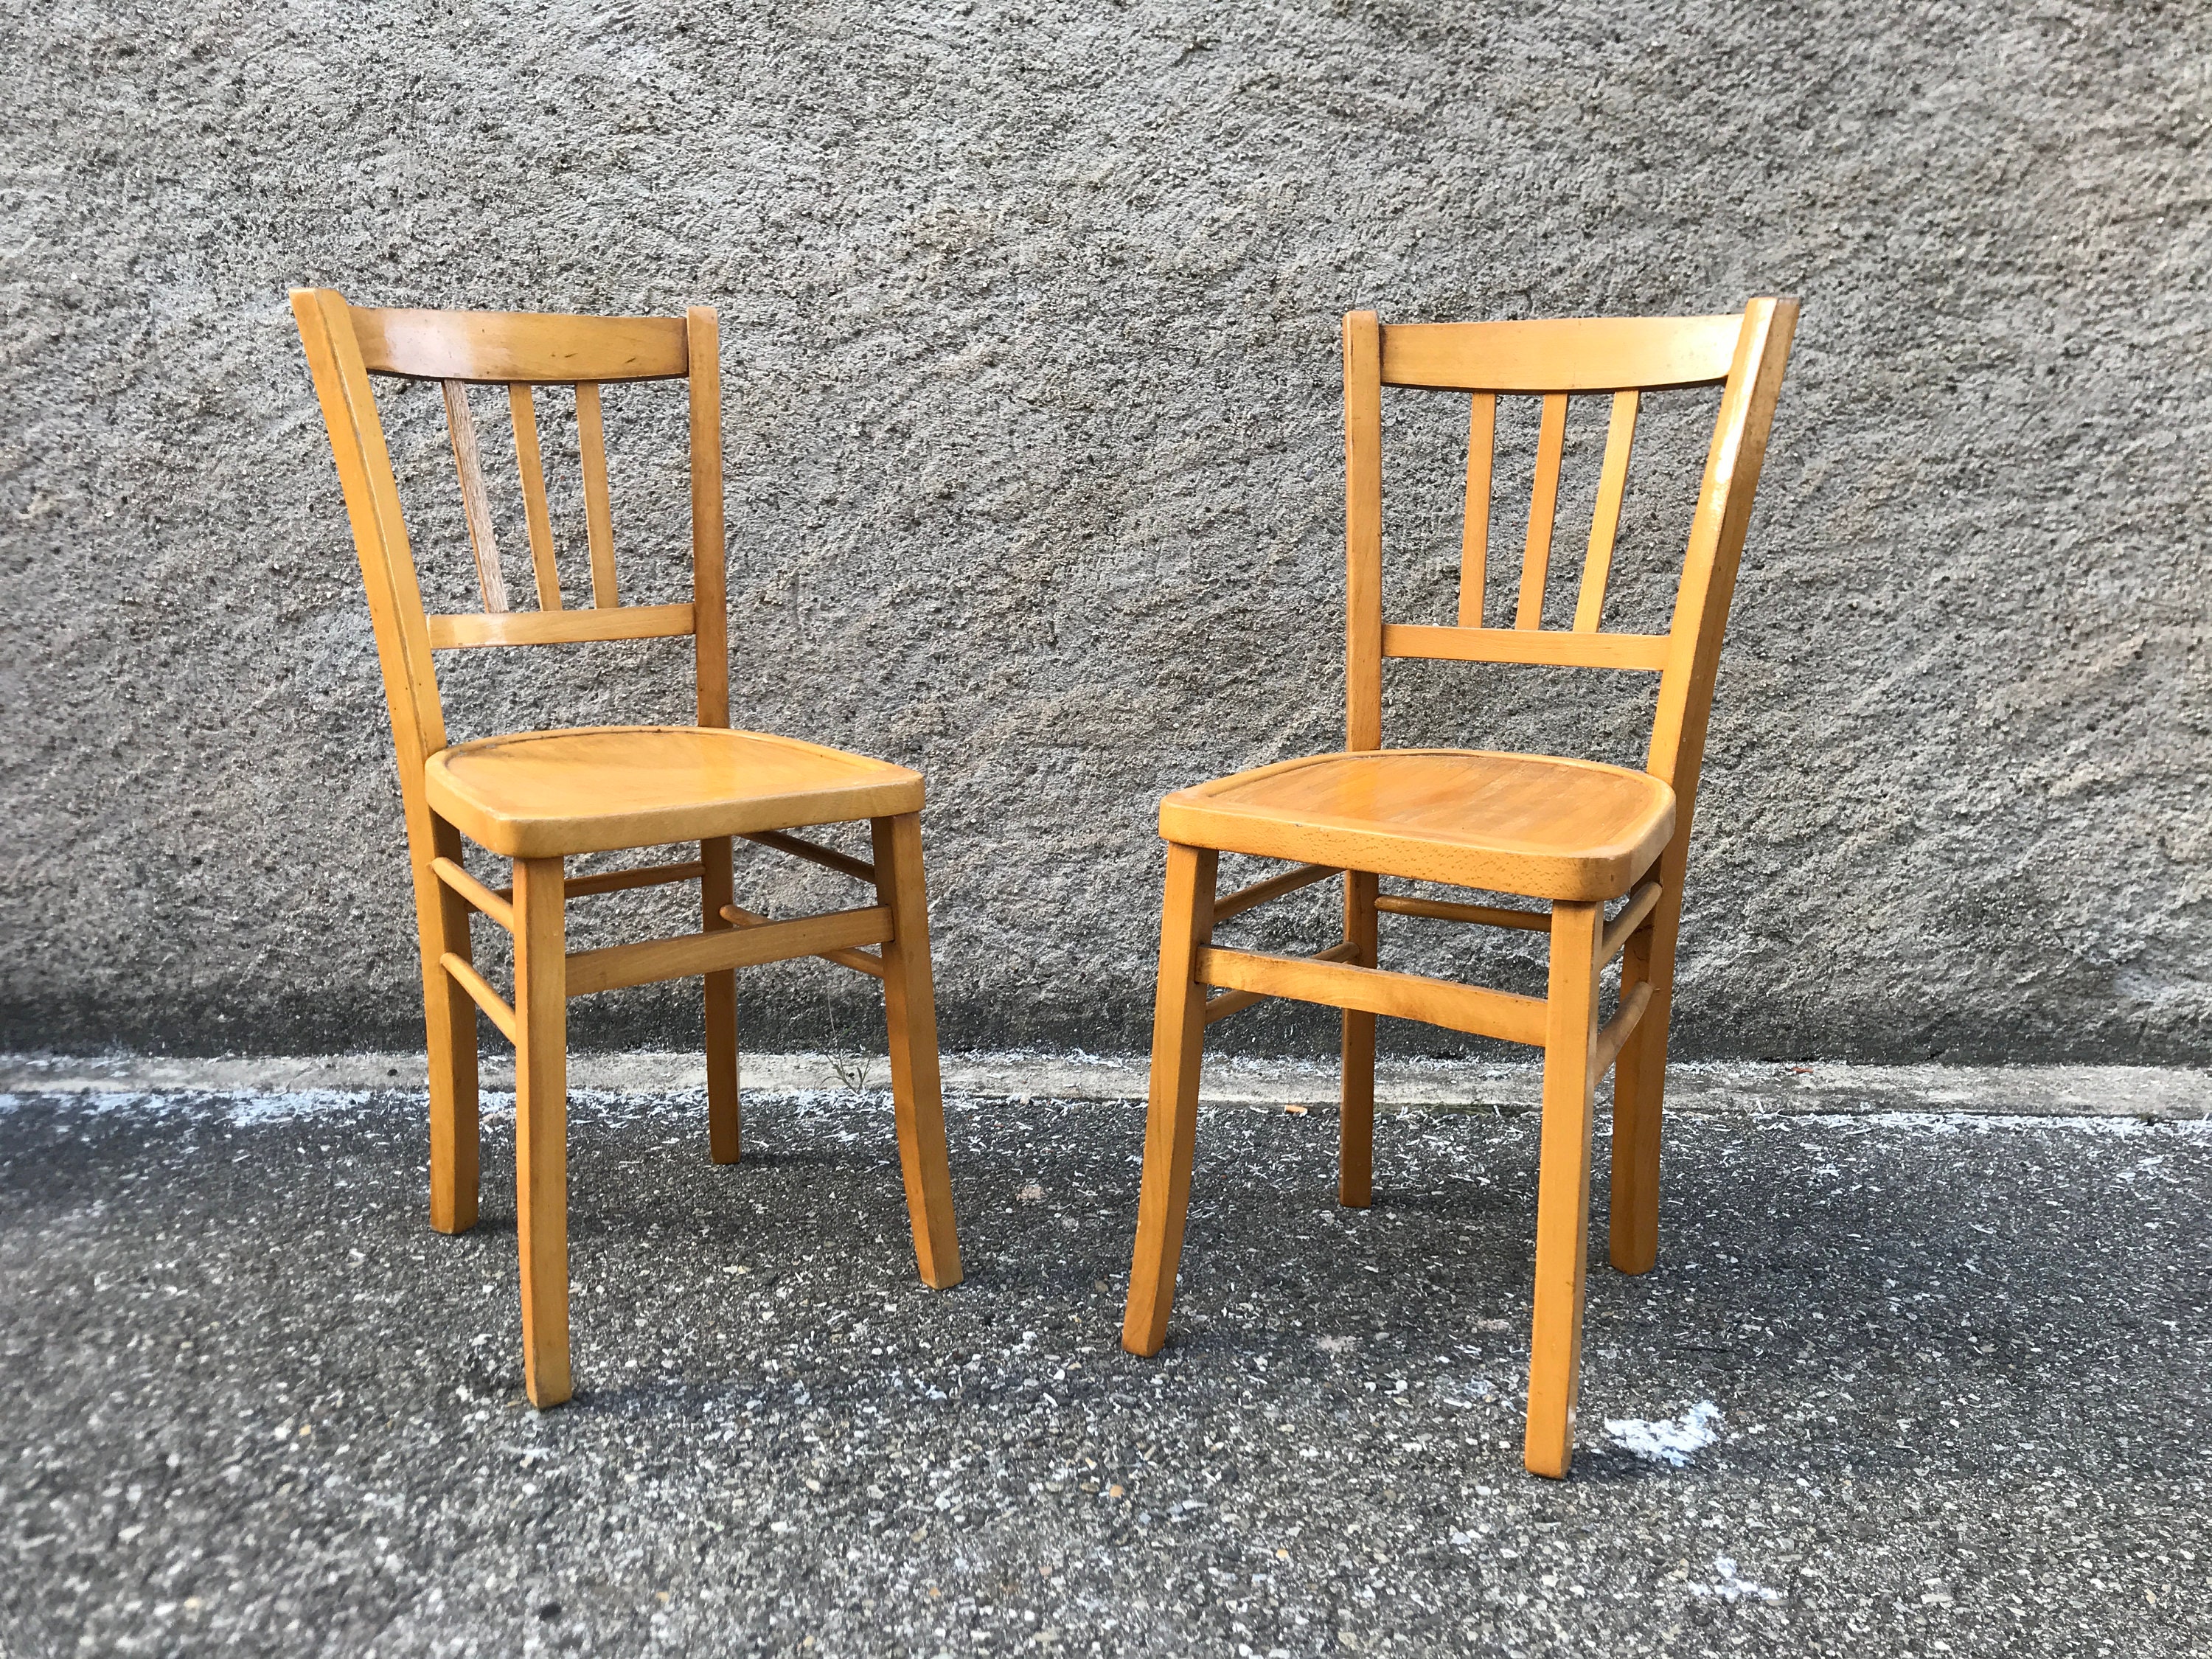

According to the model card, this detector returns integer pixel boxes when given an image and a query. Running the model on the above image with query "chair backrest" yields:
[1343,299,1798,843]
[289,290,730,808]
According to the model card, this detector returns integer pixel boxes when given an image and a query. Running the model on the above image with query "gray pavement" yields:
[2,1072,2208,1655]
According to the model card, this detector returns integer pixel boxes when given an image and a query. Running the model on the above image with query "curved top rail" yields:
[352,307,689,383]
[1380,313,1743,394]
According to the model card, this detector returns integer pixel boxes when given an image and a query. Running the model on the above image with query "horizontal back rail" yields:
[425,602,696,650]
[1380,623,1670,672]
[1380,315,1742,394]
[354,308,689,383]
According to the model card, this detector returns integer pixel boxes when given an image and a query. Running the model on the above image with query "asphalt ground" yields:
[1,1083,2206,1656]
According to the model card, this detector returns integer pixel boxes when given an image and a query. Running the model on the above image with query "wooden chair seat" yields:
[426,726,924,858]
[1159,748,1674,902]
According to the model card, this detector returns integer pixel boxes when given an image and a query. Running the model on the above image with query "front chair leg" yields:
[872,813,963,1290]
[512,856,573,1409]
[1122,843,1219,1357]
[1524,898,1603,1478]
[700,835,741,1165]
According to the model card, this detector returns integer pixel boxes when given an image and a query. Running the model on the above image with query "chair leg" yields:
[1339,870,1378,1208]
[1608,866,1684,1276]
[512,857,572,1409]
[1524,899,1603,1478]
[1122,844,1219,1357]
[871,813,962,1290]
[700,835,741,1165]
[413,820,479,1234]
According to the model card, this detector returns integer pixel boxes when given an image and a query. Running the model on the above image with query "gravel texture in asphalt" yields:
[2,1084,2207,1655]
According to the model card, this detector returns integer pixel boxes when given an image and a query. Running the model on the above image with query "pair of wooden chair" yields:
[292,288,1795,1478]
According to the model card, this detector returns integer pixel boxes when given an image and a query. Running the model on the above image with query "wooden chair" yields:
[290,289,962,1408]
[1121,299,1798,1477]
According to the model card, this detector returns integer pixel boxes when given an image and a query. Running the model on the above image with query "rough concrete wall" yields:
[3,1,2207,1062]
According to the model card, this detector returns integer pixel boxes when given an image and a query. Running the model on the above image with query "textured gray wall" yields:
[4,2,2207,1062]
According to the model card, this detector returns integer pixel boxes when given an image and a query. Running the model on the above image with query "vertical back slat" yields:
[574,382,618,608]
[1343,312,1385,751]
[1572,390,1641,633]
[1456,393,1496,627]
[507,383,563,611]
[441,380,509,613]
[1514,393,1569,629]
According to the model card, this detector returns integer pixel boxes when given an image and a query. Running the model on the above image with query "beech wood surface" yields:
[512,858,571,1408]
[1380,623,1669,672]
[1515,394,1569,629]
[1161,749,1675,901]
[507,383,562,610]
[1202,940,1358,1024]
[1457,394,1496,626]
[439,951,518,1043]
[722,902,887,978]
[1372,891,1548,932]
[563,905,895,998]
[425,603,695,651]
[575,381,617,606]
[441,380,508,612]
[1121,298,1799,1479]
[1212,860,1340,922]
[1524,900,1602,1477]
[742,827,879,884]
[1380,313,1742,393]
[430,855,515,933]
[425,726,922,858]
[873,813,964,1288]
[291,288,969,1410]
[1121,845,1218,1357]
[354,306,689,383]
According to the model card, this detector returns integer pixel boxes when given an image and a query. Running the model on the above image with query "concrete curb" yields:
[2,1051,2206,1121]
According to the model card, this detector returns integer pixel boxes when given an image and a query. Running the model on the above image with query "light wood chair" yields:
[1121,299,1798,1477]
[290,289,962,1408]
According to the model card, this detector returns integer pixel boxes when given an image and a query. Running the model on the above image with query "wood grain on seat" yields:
[1160,749,1674,901]
[426,726,924,859]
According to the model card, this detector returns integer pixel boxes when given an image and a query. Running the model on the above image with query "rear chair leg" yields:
[1525,899,1603,1478]
[1339,870,1379,1208]
[872,813,962,1290]
[416,819,480,1234]
[1609,874,1682,1275]
[700,835,741,1165]
[512,856,572,1408]
[1122,844,1219,1356]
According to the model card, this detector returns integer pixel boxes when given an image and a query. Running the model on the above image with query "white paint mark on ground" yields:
[1603,1400,1722,1466]
[1686,1554,1784,1603]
